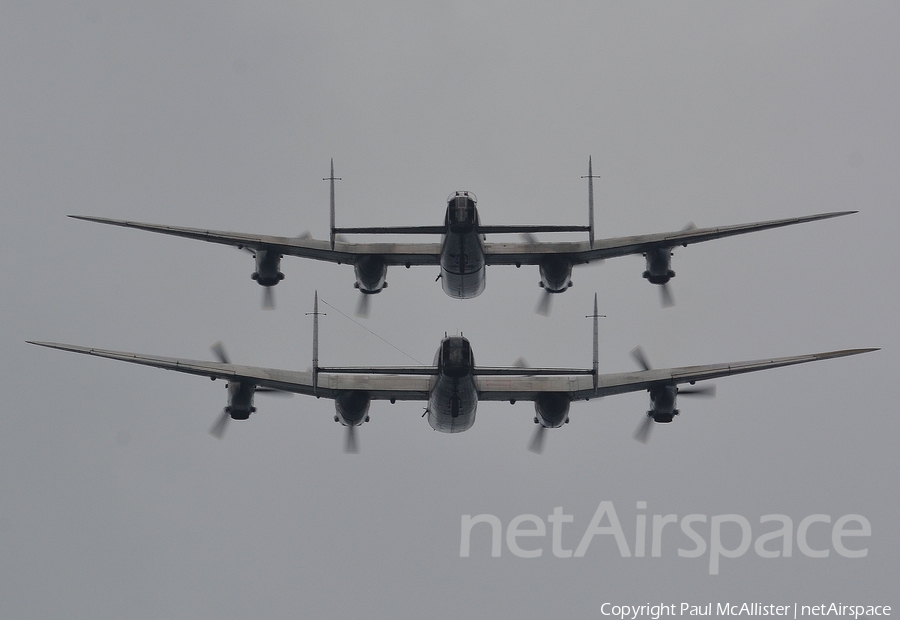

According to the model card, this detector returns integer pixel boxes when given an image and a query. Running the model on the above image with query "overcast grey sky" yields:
[2,2,897,618]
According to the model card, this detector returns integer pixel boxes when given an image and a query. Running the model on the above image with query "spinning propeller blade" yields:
[208,341,291,438]
[355,293,371,318]
[344,425,359,454]
[633,414,654,444]
[655,223,693,308]
[535,290,553,316]
[660,282,674,308]
[524,233,553,316]
[629,346,715,443]
[527,425,547,454]
[210,341,230,364]
[209,343,232,438]
[630,348,656,443]
[210,409,230,439]
[630,346,652,371]
[262,286,275,310]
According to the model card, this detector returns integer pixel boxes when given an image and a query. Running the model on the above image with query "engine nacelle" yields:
[251,249,285,287]
[225,381,257,420]
[335,390,371,426]
[354,256,388,294]
[648,384,678,423]
[534,392,571,428]
[642,247,675,285]
[538,256,573,293]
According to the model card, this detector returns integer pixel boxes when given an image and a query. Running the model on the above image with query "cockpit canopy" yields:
[446,190,477,205]
[445,191,478,231]
[439,336,474,377]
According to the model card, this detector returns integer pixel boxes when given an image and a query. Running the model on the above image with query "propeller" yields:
[657,223,694,309]
[238,246,279,310]
[629,346,715,443]
[262,286,275,310]
[659,282,674,308]
[211,341,231,364]
[207,341,291,439]
[522,233,553,317]
[208,342,232,438]
[535,289,553,316]
[210,409,230,439]
[515,358,548,453]
[633,414,654,444]
[264,232,307,312]
[630,347,657,443]
[630,346,652,371]
[344,425,359,454]
[355,292,372,318]
[527,424,547,454]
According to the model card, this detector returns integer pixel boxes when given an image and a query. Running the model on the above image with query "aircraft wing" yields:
[28,342,876,407]
[69,216,443,266]
[475,348,876,402]
[483,211,855,265]
[27,342,435,402]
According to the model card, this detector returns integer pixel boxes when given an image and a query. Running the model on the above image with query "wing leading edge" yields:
[475,347,877,401]
[483,211,856,265]
[68,216,442,266]
[27,341,433,401]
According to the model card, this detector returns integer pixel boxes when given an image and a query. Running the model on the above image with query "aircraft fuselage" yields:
[427,335,479,432]
[439,192,486,299]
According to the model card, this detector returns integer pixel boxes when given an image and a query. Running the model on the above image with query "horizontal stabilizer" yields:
[332,224,591,236]
[317,366,436,375]
[317,365,595,376]
[473,366,594,376]
[478,225,590,235]
[333,226,446,235]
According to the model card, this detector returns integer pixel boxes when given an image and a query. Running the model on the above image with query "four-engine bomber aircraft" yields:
[69,159,855,313]
[28,294,876,453]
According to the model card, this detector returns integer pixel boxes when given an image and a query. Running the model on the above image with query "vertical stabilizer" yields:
[325,159,340,250]
[313,291,319,395]
[582,156,600,248]
[592,292,599,393]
